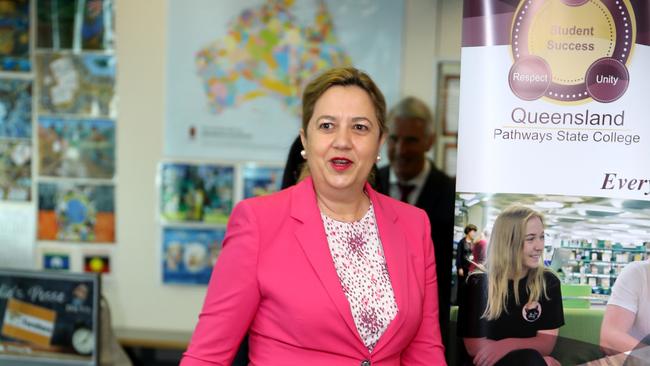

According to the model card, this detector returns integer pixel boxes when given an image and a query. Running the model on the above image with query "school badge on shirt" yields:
[522,301,542,322]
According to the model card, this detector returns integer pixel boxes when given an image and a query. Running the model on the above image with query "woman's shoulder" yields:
[620,259,650,275]
[543,270,562,287]
[467,271,488,286]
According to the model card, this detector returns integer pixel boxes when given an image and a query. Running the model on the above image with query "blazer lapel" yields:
[290,178,366,351]
[367,185,410,353]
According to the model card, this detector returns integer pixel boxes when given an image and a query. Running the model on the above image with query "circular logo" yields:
[510,0,636,102]
[585,57,629,102]
[509,56,552,100]
[522,301,543,322]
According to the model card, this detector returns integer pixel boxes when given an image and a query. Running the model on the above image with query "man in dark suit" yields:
[376,96,456,356]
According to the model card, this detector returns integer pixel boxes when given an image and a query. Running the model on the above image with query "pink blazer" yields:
[181,177,445,365]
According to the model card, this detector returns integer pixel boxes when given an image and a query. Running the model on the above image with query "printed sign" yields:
[458,0,650,199]
[0,269,99,365]
[2,298,56,347]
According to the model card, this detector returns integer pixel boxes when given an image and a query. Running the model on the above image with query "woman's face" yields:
[300,85,384,195]
[521,216,545,271]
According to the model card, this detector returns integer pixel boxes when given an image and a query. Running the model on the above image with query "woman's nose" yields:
[332,127,352,148]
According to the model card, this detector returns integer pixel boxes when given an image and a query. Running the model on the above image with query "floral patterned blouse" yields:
[321,204,398,352]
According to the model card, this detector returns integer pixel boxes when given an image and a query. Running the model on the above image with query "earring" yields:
[300,150,306,159]
[376,155,381,161]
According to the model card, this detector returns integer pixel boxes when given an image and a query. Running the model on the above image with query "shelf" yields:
[562,295,609,305]
[561,246,646,254]
[567,259,628,266]
[566,273,615,279]
[558,244,647,295]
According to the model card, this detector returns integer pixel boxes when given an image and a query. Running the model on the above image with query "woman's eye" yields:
[319,122,333,129]
[353,124,369,131]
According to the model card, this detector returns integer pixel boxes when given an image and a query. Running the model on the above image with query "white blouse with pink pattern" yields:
[321,204,399,352]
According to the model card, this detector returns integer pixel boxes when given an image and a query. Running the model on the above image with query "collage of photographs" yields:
[159,162,284,285]
[0,0,116,274]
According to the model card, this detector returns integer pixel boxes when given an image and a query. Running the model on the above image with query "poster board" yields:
[0,269,100,366]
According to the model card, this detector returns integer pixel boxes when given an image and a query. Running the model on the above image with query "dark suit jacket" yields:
[376,163,456,352]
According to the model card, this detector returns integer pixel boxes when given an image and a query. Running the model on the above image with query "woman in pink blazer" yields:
[181,67,446,365]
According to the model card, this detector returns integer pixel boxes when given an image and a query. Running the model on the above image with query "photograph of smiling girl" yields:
[454,192,650,365]
[457,203,564,366]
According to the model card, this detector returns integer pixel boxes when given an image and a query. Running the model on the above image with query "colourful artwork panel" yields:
[0,139,31,201]
[36,53,116,118]
[243,165,283,199]
[38,117,115,179]
[162,227,225,285]
[0,79,32,138]
[38,182,115,243]
[0,0,30,71]
[37,0,114,50]
[160,162,234,224]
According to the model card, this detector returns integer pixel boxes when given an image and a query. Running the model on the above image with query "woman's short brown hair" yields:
[301,67,386,136]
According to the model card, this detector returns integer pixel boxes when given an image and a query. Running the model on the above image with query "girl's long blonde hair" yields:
[478,205,550,320]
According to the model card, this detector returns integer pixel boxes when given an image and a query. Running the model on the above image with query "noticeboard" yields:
[0,269,100,366]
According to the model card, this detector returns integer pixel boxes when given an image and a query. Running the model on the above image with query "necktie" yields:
[397,183,416,203]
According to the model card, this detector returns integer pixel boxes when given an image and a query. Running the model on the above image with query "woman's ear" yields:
[299,128,307,150]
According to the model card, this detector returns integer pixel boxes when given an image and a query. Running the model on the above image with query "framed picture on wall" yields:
[158,161,235,225]
[161,226,225,285]
[242,163,284,199]
[435,62,461,137]
[443,143,457,177]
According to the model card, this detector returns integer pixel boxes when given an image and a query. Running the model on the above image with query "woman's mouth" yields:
[330,157,353,171]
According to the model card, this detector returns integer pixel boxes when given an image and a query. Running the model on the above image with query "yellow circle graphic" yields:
[529,0,614,84]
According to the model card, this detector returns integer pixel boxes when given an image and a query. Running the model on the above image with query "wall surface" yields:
[109,0,461,332]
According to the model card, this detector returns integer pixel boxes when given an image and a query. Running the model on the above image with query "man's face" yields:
[387,117,434,181]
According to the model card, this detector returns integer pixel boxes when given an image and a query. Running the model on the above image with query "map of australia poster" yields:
[165,0,403,162]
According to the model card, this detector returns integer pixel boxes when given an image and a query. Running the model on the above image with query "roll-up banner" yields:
[457,0,650,364]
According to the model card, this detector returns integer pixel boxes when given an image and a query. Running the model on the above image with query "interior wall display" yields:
[0,204,35,270]
[162,227,225,285]
[0,78,33,201]
[42,251,72,271]
[37,0,115,51]
[37,181,115,243]
[159,162,235,225]
[457,0,650,336]
[242,164,284,199]
[165,0,403,162]
[0,269,100,366]
[83,254,110,274]
[0,78,32,139]
[38,116,115,179]
[0,0,30,71]
[0,139,31,201]
[36,53,116,118]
